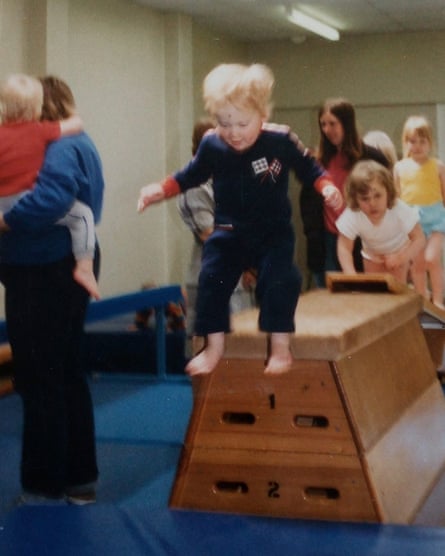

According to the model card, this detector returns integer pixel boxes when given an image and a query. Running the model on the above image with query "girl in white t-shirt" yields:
[336,160,425,284]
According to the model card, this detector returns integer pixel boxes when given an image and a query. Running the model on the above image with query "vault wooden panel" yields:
[188,358,356,455]
[171,289,445,524]
[172,447,377,522]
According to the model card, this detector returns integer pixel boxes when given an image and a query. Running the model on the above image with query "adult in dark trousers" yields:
[0,76,105,505]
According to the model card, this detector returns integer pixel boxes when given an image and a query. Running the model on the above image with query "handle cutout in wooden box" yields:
[326,272,406,294]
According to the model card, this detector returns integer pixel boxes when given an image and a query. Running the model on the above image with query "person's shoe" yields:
[65,483,96,506]
[65,491,96,505]
[17,491,67,507]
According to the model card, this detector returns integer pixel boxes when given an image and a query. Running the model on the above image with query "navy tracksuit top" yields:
[174,126,327,335]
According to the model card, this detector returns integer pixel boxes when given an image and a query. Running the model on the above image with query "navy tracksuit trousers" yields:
[194,224,302,335]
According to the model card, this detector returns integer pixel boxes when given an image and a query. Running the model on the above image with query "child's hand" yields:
[137,183,165,212]
[241,268,257,290]
[322,184,344,213]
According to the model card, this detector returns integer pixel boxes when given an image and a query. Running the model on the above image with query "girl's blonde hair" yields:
[363,130,398,169]
[401,115,434,158]
[0,73,43,123]
[346,159,397,210]
[203,63,274,119]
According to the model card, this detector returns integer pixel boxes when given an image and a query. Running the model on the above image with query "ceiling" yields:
[134,0,445,42]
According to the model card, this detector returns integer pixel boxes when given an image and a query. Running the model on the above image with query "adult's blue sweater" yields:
[0,132,104,265]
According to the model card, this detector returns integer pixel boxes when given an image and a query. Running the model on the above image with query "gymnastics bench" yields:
[0,285,186,396]
[85,285,185,379]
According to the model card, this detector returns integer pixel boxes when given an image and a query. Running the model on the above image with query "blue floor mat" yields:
[0,375,193,521]
[3,504,445,556]
[93,377,192,444]
[2,375,445,555]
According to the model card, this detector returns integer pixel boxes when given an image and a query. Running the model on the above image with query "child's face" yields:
[406,132,430,162]
[356,178,388,224]
[319,110,344,148]
[215,103,264,152]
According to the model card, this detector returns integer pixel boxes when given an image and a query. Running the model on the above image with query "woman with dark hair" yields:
[0,76,104,505]
[304,98,389,287]
[0,74,100,299]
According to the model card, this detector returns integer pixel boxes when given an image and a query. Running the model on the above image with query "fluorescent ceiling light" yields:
[287,8,340,41]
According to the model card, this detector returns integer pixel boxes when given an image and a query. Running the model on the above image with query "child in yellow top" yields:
[394,115,445,308]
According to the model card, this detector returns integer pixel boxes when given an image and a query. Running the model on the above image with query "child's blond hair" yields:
[346,160,397,210]
[401,115,434,158]
[363,130,398,169]
[0,73,43,123]
[203,63,274,119]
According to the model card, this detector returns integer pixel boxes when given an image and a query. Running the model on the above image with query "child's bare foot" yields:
[264,352,292,375]
[186,332,224,376]
[74,262,100,300]
[185,350,219,376]
[264,332,293,375]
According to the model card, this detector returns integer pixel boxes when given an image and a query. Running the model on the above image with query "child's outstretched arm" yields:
[321,183,344,213]
[337,233,356,274]
[313,174,345,215]
[137,176,181,213]
[59,114,83,137]
[137,183,165,212]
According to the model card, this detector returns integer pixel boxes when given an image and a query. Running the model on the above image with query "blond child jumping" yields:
[337,160,425,283]
[394,115,445,308]
[138,63,342,376]
[0,73,100,299]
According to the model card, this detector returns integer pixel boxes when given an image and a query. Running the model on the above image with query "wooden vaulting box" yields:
[170,287,445,525]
